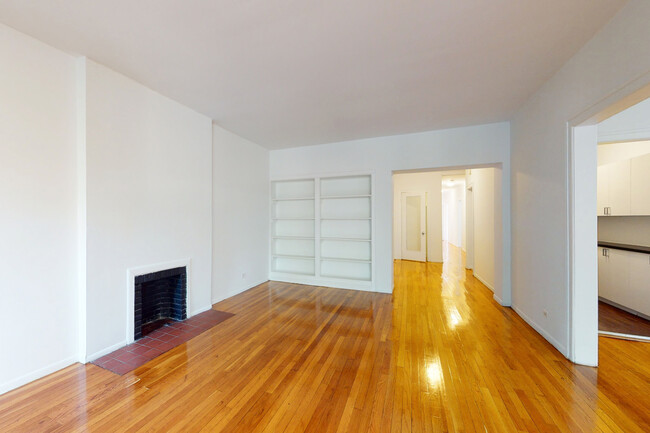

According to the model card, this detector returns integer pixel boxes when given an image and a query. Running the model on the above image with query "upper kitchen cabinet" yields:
[631,152,650,215]
[598,153,650,216]
[597,159,631,216]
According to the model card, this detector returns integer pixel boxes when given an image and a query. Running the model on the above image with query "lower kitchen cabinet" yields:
[598,246,650,317]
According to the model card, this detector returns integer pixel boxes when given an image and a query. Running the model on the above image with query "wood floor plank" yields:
[1,245,650,431]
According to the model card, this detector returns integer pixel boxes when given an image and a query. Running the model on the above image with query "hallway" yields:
[1,247,649,431]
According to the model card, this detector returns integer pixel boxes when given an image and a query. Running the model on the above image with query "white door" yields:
[401,192,426,262]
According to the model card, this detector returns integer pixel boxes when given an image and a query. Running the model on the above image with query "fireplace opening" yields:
[134,266,187,340]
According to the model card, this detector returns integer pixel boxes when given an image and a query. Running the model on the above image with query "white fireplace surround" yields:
[126,258,192,344]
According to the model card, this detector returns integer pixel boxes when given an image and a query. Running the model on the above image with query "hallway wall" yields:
[467,168,496,291]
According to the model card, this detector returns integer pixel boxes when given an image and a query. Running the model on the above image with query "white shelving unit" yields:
[270,174,373,290]
[271,179,316,276]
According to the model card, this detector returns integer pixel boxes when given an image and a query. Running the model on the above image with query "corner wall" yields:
[0,23,78,394]
[510,0,650,359]
[212,125,269,303]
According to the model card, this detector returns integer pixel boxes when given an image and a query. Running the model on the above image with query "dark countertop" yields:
[598,241,650,255]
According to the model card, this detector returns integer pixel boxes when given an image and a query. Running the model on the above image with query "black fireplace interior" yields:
[134,266,187,340]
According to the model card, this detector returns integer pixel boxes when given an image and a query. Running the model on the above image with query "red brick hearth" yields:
[92,309,234,375]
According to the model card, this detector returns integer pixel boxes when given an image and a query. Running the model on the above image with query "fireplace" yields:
[134,266,187,340]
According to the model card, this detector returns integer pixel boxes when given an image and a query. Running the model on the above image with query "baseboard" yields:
[268,272,390,293]
[86,340,127,363]
[511,304,568,358]
[0,356,77,396]
[473,272,494,292]
[212,278,269,305]
[493,294,505,306]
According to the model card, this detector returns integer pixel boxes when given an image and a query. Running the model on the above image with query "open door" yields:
[401,192,426,261]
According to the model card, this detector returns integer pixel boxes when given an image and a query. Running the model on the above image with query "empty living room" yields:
[1,1,650,432]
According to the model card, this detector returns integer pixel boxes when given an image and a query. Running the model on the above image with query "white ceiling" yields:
[0,1,626,149]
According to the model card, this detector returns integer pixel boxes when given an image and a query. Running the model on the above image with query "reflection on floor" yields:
[599,300,650,338]
[1,244,650,431]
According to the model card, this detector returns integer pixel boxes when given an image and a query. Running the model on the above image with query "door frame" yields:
[401,191,427,261]
[567,73,650,366]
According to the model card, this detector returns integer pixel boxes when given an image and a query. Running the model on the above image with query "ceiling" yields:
[0,1,626,149]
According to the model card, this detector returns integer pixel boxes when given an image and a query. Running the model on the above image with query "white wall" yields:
[510,0,650,361]
[467,168,495,291]
[598,97,650,143]
[84,60,213,359]
[269,122,510,300]
[0,24,78,393]
[393,172,443,262]
[599,216,650,247]
[441,178,466,249]
[212,125,269,303]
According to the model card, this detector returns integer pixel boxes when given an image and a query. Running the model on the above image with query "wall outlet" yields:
[241,272,246,279]
[543,310,548,318]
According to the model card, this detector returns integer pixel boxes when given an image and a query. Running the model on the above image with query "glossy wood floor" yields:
[1,246,650,432]
[599,300,650,338]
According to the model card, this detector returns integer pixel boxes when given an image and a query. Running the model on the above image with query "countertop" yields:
[598,241,650,255]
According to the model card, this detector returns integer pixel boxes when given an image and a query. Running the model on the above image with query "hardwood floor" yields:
[599,300,650,338]
[1,247,650,432]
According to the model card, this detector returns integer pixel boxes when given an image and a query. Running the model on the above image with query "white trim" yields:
[268,274,388,293]
[87,340,128,363]
[126,258,192,345]
[0,356,77,396]
[493,294,505,306]
[598,331,650,342]
[473,272,494,292]
[512,305,570,362]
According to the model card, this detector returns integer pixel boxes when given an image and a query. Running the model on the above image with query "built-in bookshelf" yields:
[270,174,372,289]
[271,179,315,276]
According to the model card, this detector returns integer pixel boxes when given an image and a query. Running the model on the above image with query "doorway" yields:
[569,81,650,365]
[393,167,503,299]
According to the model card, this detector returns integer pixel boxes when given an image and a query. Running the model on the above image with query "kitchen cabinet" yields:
[598,153,650,216]
[598,245,650,317]
[631,152,650,215]
[597,160,630,216]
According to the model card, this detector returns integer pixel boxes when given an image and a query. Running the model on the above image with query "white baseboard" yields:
[473,272,494,292]
[212,278,269,305]
[86,340,127,363]
[511,304,568,358]
[268,272,389,293]
[0,356,77,396]
[493,294,505,306]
